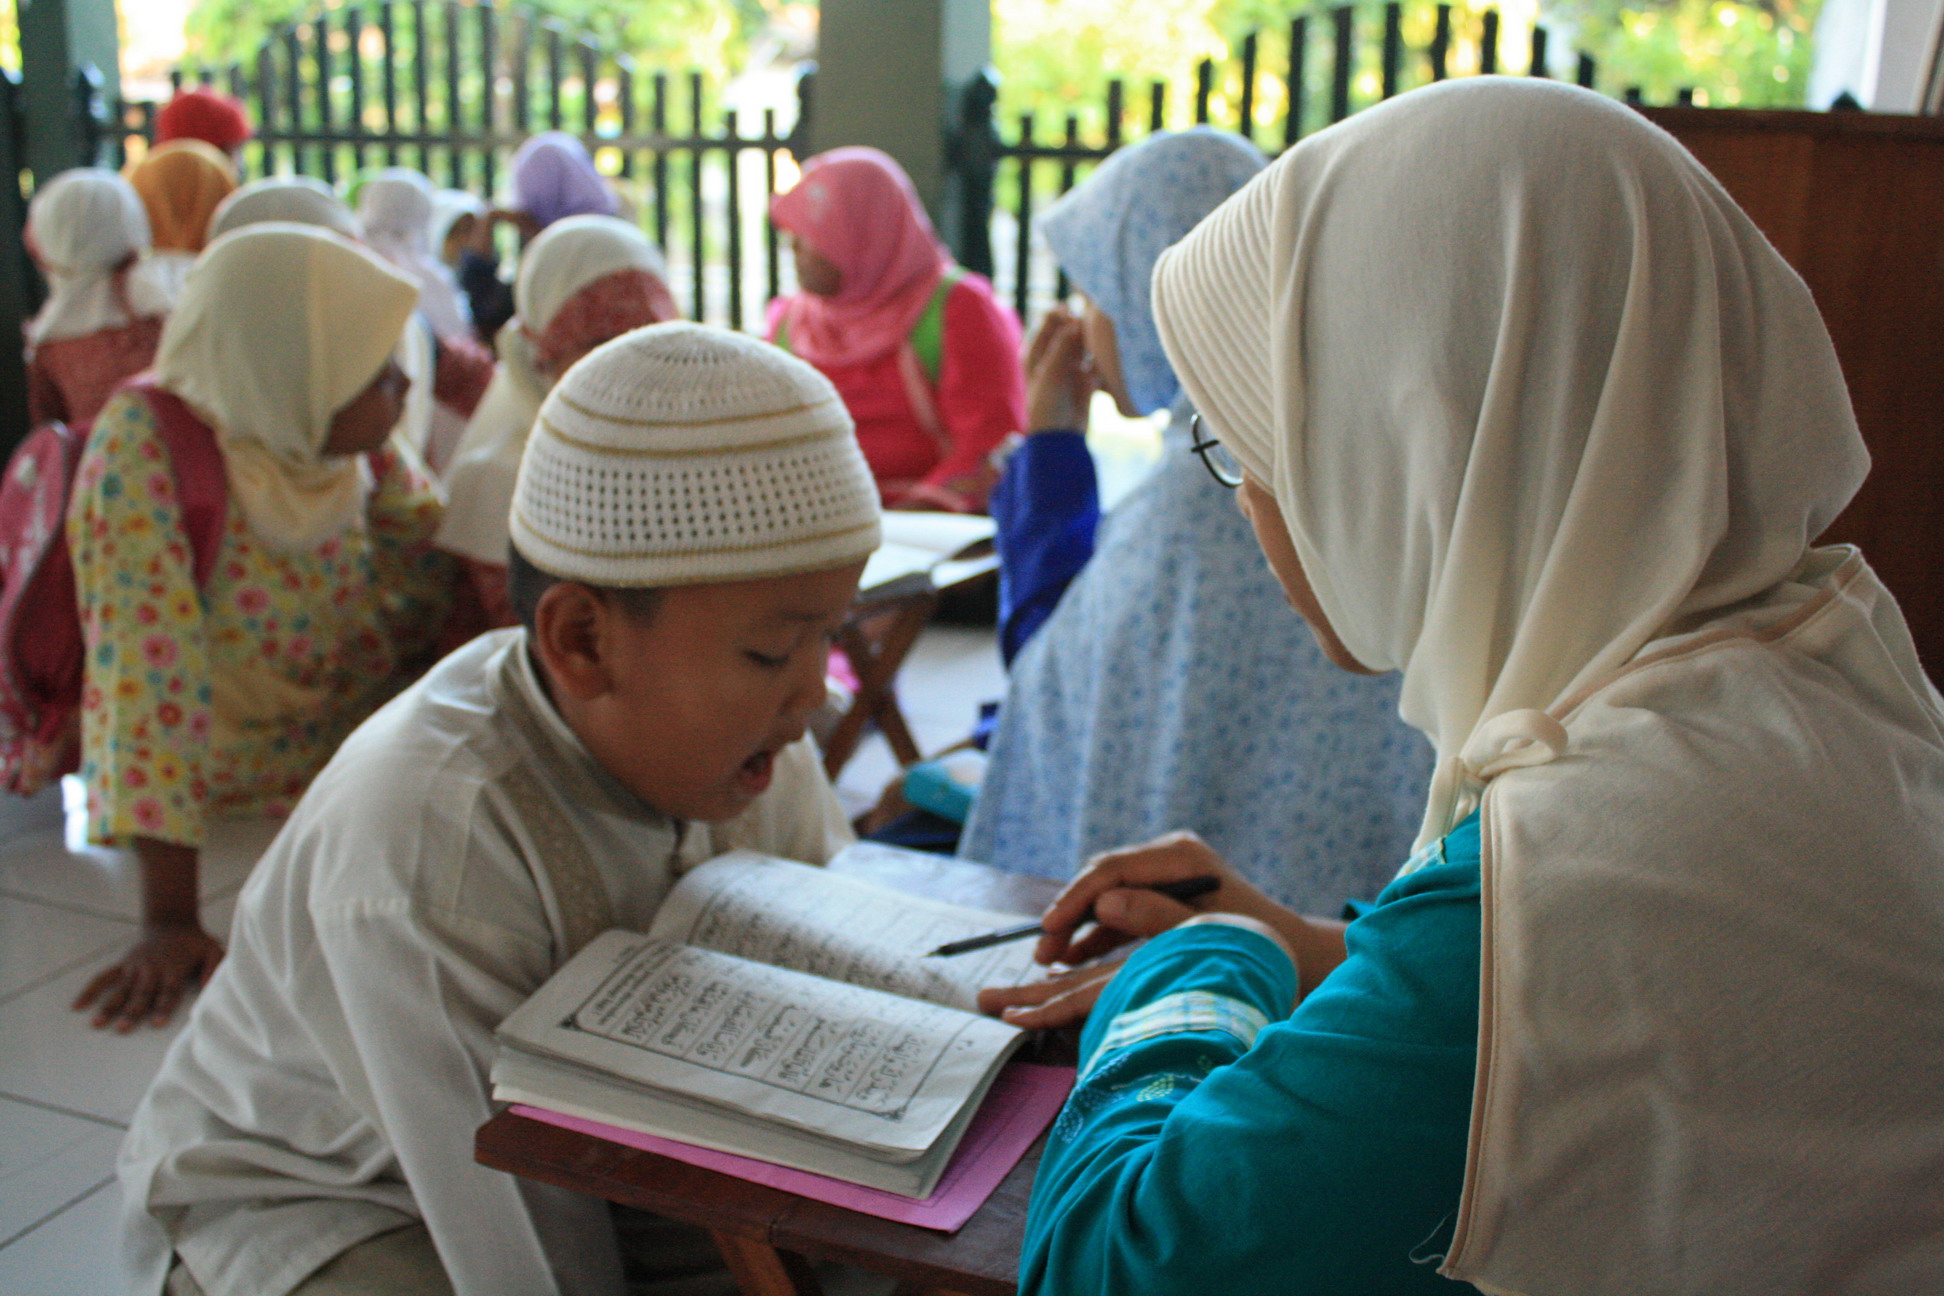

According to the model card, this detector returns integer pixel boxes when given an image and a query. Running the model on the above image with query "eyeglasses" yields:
[1189,412,1245,489]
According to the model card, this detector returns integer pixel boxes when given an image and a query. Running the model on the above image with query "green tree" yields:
[991,0,1823,131]
[180,0,772,78]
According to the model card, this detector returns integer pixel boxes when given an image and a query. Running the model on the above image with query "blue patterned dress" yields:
[959,128,1431,910]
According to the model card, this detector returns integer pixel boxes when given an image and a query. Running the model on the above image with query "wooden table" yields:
[820,554,1000,780]
[476,850,1062,1296]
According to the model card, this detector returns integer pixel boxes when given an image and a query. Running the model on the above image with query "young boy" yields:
[119,323,883,1296]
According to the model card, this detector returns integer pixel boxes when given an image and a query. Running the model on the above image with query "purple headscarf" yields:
[508,132,618,229]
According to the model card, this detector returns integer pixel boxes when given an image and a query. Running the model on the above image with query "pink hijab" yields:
[769,147,949,368]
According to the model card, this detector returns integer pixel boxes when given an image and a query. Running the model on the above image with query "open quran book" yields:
[492,849,1042,1198]
[859,510,998,604]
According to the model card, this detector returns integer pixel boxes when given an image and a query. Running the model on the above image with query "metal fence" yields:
[108,1,1690,336]
[115,2,808,332]
[968,3,1637,323]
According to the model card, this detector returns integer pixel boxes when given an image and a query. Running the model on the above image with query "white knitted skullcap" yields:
[510,321,882,586]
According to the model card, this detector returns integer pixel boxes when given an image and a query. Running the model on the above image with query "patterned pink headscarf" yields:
[528,267,680,374]
[769,147,949,368]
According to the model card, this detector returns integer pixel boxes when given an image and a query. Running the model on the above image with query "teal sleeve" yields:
[1021,818,1483,1296]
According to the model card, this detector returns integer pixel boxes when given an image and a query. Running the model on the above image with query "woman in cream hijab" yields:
[992,79,1944,1294]
[66,223,454,1034]
[436,214,679,623]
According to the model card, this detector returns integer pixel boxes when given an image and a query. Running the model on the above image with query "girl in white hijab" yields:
[66,223,454,1035]
[357,167,473,344]
[206,175,362,242]
[24,169,174,425]
[995,79,1944,1296]
[435,214,679,622]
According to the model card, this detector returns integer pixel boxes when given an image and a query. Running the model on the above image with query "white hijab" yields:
[154,224,419,552]
[25,169,172,346]
[207,176,362,243]
[358,168,472,343]
[435,215,671,565]
[1156,79,1944,1292]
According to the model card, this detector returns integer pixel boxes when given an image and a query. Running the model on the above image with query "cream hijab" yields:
[154,224,419,552]
[1156,79,1944,1292]
[435,215,673,565]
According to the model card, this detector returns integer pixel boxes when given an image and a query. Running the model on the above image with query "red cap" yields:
[156,89,253,152]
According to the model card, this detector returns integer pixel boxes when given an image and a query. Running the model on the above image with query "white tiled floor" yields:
[0,622,1005,1292]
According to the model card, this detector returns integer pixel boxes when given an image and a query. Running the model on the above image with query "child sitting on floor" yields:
[24,169,173,427]
[119,322,878,1296]
[436,214,681,625]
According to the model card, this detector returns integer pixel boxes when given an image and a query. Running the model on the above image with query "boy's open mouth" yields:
[736,747,777,795]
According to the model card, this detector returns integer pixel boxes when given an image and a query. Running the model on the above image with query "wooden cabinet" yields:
[1643,107,1944,679]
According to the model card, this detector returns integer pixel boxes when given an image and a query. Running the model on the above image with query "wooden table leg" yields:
[709,1230,826,1296]
[824,593,939,778]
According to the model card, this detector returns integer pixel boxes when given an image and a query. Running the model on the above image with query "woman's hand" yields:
[977,956,1128,1031]
[1024,305,1095,434]
[73,923,224,1032]
[1033,830,1288,968]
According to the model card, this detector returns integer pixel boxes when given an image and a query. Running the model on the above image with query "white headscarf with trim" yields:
[207,176,362,243]
[358,167,472,343]
[1155,78,1944,1293]
[154,223,419,552]
[435,215,672,565]
[26,169,172,346]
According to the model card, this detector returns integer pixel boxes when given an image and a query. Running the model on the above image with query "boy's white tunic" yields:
[119,628,854,1296]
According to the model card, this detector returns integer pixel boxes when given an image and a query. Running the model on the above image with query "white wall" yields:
[1809,0,1944,111]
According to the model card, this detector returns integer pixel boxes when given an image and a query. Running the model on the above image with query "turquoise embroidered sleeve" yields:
[1021,815,1483,1296]
[1084,989,1271,1080]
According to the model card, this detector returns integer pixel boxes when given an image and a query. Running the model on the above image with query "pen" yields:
[924,875,1223,958]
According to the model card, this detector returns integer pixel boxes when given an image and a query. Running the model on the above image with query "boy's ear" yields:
[531,582,613,701]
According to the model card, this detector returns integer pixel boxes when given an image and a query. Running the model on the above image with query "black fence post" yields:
[945,67,998,279]
[314,14,336,185]
[1194,59,1213,125]
[1286,17,1308,145]
[652,71,670,254]
[480,4,499,196]
[346,7,366,174]
[726,109,743,331]
[1331,7,1354,123]
[1382,4,1403,99]
[1239,31,1258,142]
[1481,9,1501,76]
[0,70,33,454]
[1012,111,1034,322]
[412,1,430,174]
[443,2,463,188]
[763,106,780,300]
[1577,53,1597,89]
[379,3,399,167]
[688,71,704,322]
[1529,25,1550,78]
[1431,4,1452,81]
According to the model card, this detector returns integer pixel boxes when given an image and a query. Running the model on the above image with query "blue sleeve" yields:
[990,431,1100,665]
[1021,827,1483,1296]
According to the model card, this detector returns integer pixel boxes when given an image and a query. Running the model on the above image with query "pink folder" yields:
[511,1061,1074,1233]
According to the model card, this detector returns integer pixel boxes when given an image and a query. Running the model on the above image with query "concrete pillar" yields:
[18,0,121,183]
[812,0,992,264]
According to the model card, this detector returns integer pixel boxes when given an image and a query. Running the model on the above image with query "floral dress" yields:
[67,389,453,849]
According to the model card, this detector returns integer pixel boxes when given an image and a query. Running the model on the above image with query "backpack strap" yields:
[123,377,228,590]
[906,266,965,387]
[775,267,962,381]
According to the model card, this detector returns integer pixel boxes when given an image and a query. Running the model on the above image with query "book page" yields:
[878,510,996,557]
[648,851,1044,1012]
[498,930,1021,1157]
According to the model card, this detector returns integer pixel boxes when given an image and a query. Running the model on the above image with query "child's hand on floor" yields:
[74,924,224,1032]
